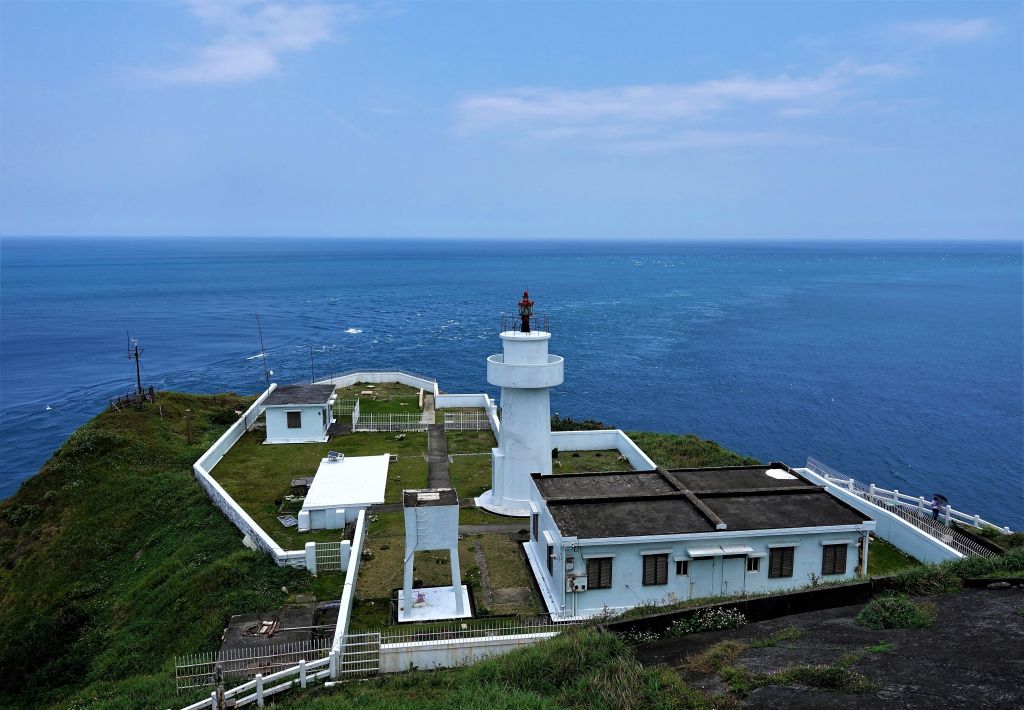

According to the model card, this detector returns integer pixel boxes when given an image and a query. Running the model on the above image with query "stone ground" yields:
[634,586,1024,709]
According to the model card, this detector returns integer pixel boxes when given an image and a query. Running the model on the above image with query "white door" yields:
[721,555,745,596]
[689,558,715,599]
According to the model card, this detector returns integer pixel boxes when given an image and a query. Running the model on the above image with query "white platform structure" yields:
[400,488,469,621]
[298,453,390,531]
[477,301,564,516]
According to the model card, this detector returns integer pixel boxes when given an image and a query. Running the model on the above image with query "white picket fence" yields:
[351,399,428,432]
[333,396,358,416]
[444,412,493,431]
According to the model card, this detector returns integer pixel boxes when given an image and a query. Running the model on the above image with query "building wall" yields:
[265,404,329,444]
[550,430,657,471]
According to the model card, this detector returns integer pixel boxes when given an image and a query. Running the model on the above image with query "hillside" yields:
[0,392,758,709]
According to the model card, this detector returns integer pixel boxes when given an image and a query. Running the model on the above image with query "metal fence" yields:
[805,458,1004,557]
[376,617,578,646]
[175,639,332,693]
[352,400,428,432]
[443,412,493,431]
[315,541,345,573]
[336,632,381,677]
[333,396,358,416]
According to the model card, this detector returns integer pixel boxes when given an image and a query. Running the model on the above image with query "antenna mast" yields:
[126,332,144,397]
[256,312,271,387]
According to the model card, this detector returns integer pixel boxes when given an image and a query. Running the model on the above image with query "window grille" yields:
[675,560,689,576]
[768,547,794,578]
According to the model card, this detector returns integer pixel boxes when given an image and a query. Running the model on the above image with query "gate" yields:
[315,542,344,573]
[337,632,381,677]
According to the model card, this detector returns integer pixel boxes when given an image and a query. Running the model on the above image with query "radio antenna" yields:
[256,312,271,387]
[126,331,144,397]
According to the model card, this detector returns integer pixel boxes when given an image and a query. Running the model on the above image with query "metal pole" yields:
[310,346,315,384]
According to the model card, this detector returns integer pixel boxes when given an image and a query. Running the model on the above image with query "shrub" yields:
[667,608,747,637]
[855,593,937,630]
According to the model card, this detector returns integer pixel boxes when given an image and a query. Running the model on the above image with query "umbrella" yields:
[932,493,948,504]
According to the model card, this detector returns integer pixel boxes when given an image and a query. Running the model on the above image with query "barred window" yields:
[586,557,613,589]
[642,554,668,586]
[747,557,760,573]
[286,411,302,428]
[821,544,848,576]
[768,547,795,578]
[676,560,689,576]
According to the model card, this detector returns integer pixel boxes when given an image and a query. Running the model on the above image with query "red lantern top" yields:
[518,290,534,332]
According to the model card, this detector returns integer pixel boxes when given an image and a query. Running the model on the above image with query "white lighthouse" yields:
[476,292,564,516]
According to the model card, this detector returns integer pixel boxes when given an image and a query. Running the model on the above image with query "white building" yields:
[264,384,336,444]
[298,453,390,531]
[524,464,875,620]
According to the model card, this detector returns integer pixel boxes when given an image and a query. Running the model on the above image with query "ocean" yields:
[1,238,1021,528]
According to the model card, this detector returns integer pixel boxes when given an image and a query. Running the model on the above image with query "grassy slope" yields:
[0,394,320,710]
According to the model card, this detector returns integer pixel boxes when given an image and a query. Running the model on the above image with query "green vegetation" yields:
[0,393,320,710]
[446,429,496,453]
[680,640,747,673]
[458,506,527,527]
[854,593,938,630]
[865,640,895,653]
[667,608,748,636]
[276,627,725,710]
[973,525,1024,550]
[884,547,1024,596]
[553,449,633,473]
[719,654,873,698]
[449,455,493,498]
[626,432,760,468]
[868,536,922,576]
[211,429,428,548]
[748,626,802,648]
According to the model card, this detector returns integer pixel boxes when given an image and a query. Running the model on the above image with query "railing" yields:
[444,412,493,431]
[500,312,551,334]
[178,656,332,710]
[352,409,428,432]
[175,639,332,693]
[805,458,1008,557]
[323,369,438,384]
[333,396,358,416]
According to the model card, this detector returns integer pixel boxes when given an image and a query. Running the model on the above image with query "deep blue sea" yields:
[1,238,1021,528]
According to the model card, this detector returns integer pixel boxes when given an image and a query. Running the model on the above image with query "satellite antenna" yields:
[256,312,271,387]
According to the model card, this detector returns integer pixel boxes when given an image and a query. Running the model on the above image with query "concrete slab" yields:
[475,489,531,517]
[397,585,472,623]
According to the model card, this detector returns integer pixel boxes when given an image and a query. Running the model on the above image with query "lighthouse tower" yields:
[476,291,564,516]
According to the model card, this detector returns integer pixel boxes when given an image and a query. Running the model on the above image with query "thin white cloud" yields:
[891,18,998,45]
[456,60,909,151]
[146,0,352,84]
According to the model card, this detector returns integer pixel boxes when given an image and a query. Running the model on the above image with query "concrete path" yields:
[426,423,451,488]
[459,524,526,535]
[420,393,436,425]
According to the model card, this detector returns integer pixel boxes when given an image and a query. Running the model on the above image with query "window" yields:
[768,547,795,578]
[286,411,302,429]
[586,557,613,589]
[747,557,760,573]
[821,544,848,576]
[546,544,554,574]
[531,513,539,540]
[642,554,668,586]
[675,560,689,576]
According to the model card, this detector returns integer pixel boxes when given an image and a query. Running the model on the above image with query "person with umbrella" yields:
[932,493,948,522]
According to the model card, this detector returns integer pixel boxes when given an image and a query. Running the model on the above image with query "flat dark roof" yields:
[534,465,870,539]
[404,488,459,508]
[264,384,336,406]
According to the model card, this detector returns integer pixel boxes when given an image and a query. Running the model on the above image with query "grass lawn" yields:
[554,449,633,473]
[459,507,528,527]
[449,455,493,498]
[359,395,422,415]
[333,381,422,399]
[446,428,496,453]
[869,536,923,576]
[210,429,428,549]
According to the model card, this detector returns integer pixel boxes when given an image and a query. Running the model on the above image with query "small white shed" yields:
[298,453,390,531]
[264,384,336,444]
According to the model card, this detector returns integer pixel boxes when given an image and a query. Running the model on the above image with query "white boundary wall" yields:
[435,393,500,439]
[379,632,558,673]
[551,430,657,471]
[317,370,439,395]
[192,383,305,568]
[798,467,963,564]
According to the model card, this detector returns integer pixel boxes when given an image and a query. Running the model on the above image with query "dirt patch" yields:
[634,587,1024,708]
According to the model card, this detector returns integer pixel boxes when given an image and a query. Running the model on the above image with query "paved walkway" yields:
[426,423,451,488]
[459,524,526,535]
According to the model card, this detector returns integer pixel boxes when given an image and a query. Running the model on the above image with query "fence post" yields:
[944,506,951,526]
[848,479,854,492]
[255,674,264,707]
[868,484,875,504]
[329,649,338,679]
[918,496,926,513]
[299,659,307,688]
[893,489,899,505]
[210,691,217,709]
[973,514,981,528]
[305,541,317,576]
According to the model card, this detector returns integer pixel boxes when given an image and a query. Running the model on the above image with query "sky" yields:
[0,1,1021,240]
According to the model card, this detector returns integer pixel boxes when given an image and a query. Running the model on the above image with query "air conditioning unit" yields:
[566,574,588,593]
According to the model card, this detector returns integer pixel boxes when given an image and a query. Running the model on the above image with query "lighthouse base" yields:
[474,489,531,518]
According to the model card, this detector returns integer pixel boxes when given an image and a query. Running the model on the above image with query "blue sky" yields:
[1,1,1021,240]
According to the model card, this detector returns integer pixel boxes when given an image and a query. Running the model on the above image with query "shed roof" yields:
[264,384,336,406]
[534,464,870,540]
[302,454,389,510]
